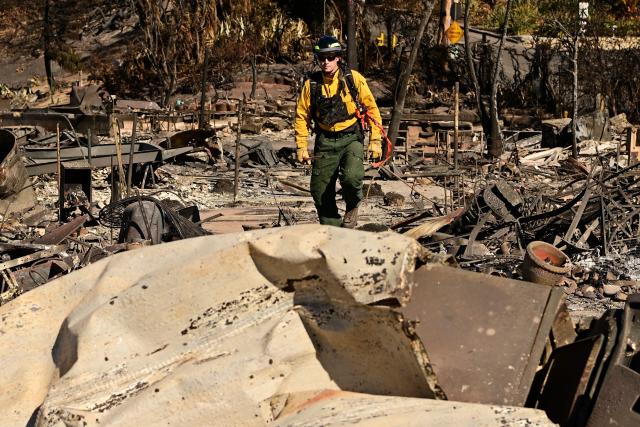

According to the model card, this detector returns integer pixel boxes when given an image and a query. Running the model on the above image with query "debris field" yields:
[0,70,638,426]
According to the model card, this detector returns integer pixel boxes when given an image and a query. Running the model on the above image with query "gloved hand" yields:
[368,139,382,160]
[296,147,311,164]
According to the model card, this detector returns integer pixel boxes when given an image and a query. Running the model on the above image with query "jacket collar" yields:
[322,68,341,84]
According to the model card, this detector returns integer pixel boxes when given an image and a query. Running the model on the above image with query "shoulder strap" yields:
[307,71,323,123]
[340,65,365,114]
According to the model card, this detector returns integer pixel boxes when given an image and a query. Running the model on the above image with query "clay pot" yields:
[522,241,571,286]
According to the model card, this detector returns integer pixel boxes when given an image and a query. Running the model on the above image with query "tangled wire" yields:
[99,195,209,240]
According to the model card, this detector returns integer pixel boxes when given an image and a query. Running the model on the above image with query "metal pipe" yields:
[56,124,61,222]
[87,128,92,168]
[234,101,243,203]
[89,116,95,167]
[454,81,459,169]
[127,115,137,196]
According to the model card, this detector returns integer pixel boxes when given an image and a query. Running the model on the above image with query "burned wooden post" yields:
[250,55,257,100]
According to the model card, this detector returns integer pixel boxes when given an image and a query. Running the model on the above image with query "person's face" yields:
[318,54,340,75]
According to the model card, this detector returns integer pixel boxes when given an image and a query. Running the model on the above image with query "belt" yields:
[317,123,360,138]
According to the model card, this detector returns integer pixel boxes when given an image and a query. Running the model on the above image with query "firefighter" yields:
[294,35,382,228]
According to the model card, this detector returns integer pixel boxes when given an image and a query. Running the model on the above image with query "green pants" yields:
[311,132,364,226]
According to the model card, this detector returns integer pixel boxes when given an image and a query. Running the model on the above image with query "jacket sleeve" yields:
[353,71,382,142]
[294,79,312,150]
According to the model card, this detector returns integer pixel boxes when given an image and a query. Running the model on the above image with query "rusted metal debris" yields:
[406,264,564,406]
[525,294,640,426]
[32,214,88,245]
[585,294,640,426]
[410,263,640,426]
[0,242,68,304]
[24,141,193,175]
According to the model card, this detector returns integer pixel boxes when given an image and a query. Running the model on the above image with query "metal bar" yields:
[127,115,137,196]
[390,210,434,230]
[195,213,223,225]
[462,213,489,258]
[577,219,599,246]
[26,151,161,176]
[234,101,243,203]
[87,127,93,168]
[32,215,88,245]
[0,245,65,271]
[135,193,153,241]
[600,195,608,255]
[1,269,17,290]
[454,81,459,169]
[563,186,592,242]
[112,116,127,194]
[443,176,448,214]
[141,164,149,190]
[24,141,160,159]
[56,124,62,222]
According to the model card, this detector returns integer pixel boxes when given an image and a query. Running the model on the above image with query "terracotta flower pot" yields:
[522,241,571,286]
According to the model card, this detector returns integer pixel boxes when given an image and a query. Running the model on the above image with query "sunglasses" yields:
[318,55,338,62]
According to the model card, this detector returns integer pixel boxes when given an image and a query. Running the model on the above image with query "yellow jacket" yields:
[294,69,382,150]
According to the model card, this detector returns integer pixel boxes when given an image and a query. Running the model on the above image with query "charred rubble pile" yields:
[0,83,302,304]
[0,79,638,426]
[386,111,640,309]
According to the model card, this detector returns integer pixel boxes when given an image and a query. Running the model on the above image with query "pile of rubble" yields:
[379,110,640,312]
[0,78,638,426]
